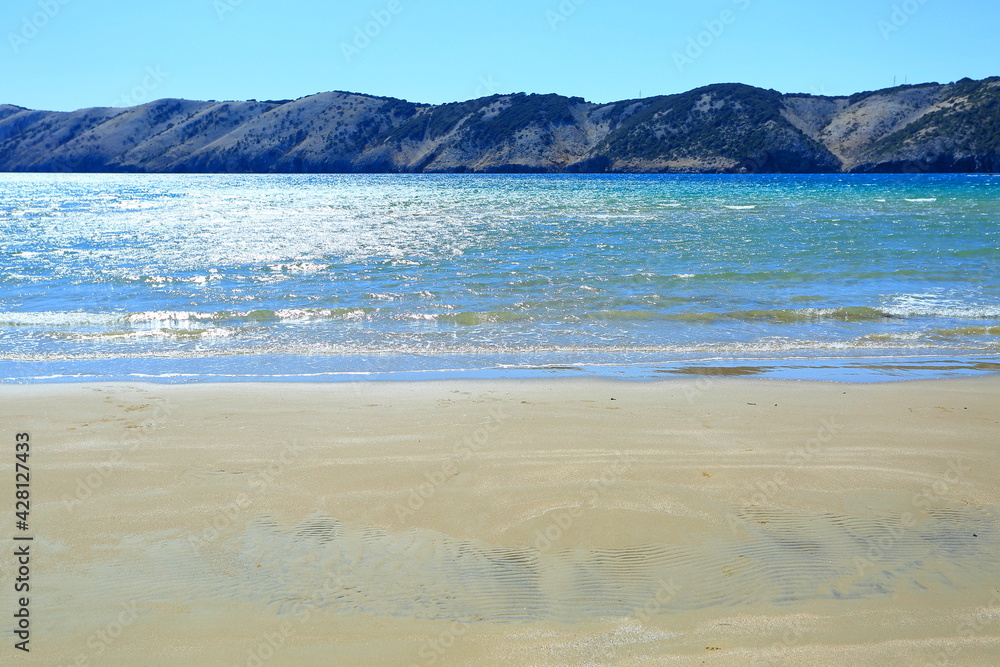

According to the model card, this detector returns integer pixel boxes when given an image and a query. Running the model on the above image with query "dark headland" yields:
[2,77,998,174]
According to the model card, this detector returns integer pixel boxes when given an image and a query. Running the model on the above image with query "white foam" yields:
[273,308,326,321]
[0,311,121,327]
[884,294,1000,319]
[125,310,218,324]
[273,307,372,321]
[886,305,1000,318]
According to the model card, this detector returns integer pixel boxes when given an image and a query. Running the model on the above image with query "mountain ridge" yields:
[2,77,998,173]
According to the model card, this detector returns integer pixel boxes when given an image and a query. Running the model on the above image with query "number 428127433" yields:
[15,433,29,530]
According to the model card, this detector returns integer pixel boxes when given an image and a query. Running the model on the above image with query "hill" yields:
[2,78,998,173]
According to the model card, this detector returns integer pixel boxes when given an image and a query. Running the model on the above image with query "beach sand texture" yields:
[1,377,999,665]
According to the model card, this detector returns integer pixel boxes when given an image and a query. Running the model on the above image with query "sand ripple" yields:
[66,501,999,632]
[146,503,1000,623]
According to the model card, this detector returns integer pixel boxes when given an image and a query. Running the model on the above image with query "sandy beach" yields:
[1,377,999,665]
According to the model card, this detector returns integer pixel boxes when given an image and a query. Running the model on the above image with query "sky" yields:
[1,0,998,111]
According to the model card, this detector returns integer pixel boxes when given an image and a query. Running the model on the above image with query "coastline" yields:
[4,351,1000,384]
[2,376,999,664]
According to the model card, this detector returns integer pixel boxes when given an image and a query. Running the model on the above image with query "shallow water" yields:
[46,503,999,629]
[2,173,998,382]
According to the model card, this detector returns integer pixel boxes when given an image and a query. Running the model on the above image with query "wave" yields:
[431,311,531,325]
[5,301,1000,334]
[618,305,1000,323]
[125,308,378,324]
[0,311,122,327]
[885,306,1000,319]
[0,308,378,328]
[862,326,1000,342]
[723,306,893,323]
[582,306,894,323]
[932,325,1000,337]
[51,328,234,341]
[884,294,1000,319]
[4,333,998,362]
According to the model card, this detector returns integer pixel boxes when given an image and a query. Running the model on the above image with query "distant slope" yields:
[854,78,1000,172]
[781,77,1000,172]
[591,84,840,173]
[1,78,998,173]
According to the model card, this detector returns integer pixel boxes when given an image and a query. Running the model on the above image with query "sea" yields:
[1,172,998,383]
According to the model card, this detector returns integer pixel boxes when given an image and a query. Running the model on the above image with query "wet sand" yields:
[1,377,999,665]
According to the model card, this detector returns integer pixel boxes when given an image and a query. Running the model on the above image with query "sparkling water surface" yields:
[1,173,997,382]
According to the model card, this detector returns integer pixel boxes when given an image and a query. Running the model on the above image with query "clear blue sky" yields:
[2,0,998,111]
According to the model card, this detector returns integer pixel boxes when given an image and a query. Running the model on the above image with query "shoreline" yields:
[2,376,999,664]
[5,371,1000,389]
[4,351,1000,385]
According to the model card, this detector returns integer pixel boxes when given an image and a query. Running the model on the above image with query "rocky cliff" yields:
[1,77,997,173]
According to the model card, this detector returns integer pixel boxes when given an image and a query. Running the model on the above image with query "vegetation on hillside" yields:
[867,78,1000,158]
[594,84,833,169]
[464,93,582,146]
[846,81,940,107]
[1,79,998,173]
[382,97,494,143]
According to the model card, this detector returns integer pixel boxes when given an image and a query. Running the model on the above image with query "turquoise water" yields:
[1,173,998,382]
